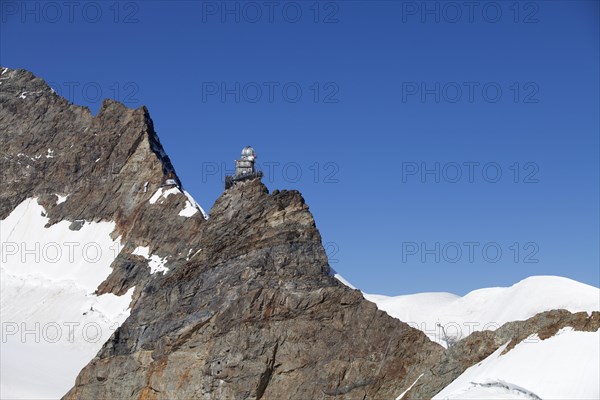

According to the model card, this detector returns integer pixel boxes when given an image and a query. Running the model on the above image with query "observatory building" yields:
[225,146,263,189]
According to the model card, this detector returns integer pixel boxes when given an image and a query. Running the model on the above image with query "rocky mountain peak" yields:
[1,65,202,300]
[0,66,183,222]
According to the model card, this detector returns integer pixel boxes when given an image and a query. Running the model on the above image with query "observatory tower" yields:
[225,146,263,189]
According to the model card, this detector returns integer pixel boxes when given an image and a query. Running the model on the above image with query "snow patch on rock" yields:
[149,186,179,205]
[17,90,44,99]
[55,194,69,205]
[132,246,169,274]
[396,373,424,400]
[183,190,207,219]
[149,187,207,219]
[179,200,198,217]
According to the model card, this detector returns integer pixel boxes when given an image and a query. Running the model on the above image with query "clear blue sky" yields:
[2,0,598,295]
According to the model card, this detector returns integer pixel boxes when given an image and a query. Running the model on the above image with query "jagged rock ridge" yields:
[0,67,203,300]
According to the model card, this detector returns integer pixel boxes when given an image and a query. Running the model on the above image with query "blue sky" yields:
[2,0,598,295]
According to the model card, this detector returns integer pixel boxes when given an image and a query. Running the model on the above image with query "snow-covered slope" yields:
[433,328,600,399]
[361,276,600,346]
[0,198,133,399]
[332,274,600,399]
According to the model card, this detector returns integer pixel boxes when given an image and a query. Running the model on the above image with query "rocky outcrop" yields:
[1,67,598,399]
[0,67,204,301]
[62,178,444,399]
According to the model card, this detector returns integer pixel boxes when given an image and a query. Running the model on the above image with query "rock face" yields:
[1,67,598,400]
[63,179,446,400]
[0,67,203,300]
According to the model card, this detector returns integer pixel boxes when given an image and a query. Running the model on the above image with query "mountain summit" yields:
[1,67,598,400]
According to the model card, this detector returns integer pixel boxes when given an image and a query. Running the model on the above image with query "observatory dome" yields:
[241,146,256,158]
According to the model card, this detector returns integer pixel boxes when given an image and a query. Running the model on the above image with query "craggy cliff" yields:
[1,67,598,400]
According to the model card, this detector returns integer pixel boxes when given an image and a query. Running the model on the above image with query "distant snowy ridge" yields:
[359,275,600,345]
